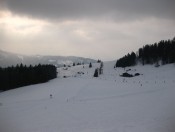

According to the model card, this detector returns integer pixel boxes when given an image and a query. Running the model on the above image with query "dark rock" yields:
[120,72,133,77]
[135,73,140,76]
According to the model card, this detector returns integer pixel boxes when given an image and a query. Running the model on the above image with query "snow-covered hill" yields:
[0,50,96,67]
[0,62,175,132]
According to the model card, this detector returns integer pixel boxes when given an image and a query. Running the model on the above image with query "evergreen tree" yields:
[99,62,104,74]
[94,68,99,77]
[97,59,101,63]
[89,62,92,68]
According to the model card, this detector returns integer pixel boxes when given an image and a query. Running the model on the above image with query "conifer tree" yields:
[94,68,99,77]
[89,62,92,68]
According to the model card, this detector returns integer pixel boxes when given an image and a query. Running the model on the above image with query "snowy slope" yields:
[0,62,175,132]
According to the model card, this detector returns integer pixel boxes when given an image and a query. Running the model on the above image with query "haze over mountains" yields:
[0,50,96,68]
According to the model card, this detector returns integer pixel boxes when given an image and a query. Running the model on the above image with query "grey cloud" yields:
[1,0,175,61]
[3,0,175,21]
[0,24,7,46]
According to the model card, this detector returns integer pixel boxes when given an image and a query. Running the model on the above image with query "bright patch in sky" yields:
[0,10,48,35]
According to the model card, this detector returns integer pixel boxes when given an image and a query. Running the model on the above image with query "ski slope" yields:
[0,62,175,132]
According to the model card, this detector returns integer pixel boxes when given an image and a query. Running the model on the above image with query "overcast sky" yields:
[0,0,175,61]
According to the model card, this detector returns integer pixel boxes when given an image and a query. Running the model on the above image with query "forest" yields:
[115,37,175,67]
[0,64,57,91]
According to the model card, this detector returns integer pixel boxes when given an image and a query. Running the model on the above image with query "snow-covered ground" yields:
[0,62,175,132]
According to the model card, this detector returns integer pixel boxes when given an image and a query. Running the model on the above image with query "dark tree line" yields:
[115,37,175,67]
[138,38,175,65]
[0,64,57,91]
[115,52,136,67]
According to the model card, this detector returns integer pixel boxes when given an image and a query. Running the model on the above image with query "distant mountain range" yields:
[0,50,97,67]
